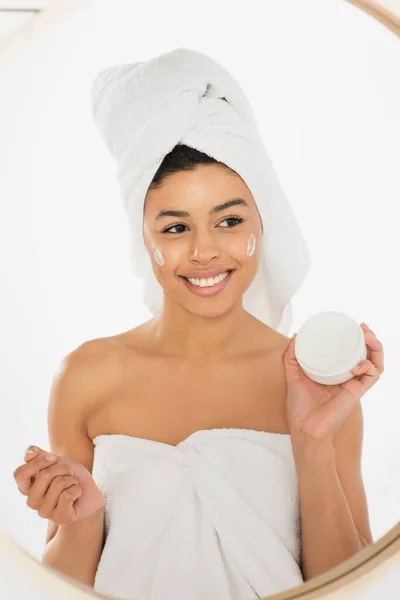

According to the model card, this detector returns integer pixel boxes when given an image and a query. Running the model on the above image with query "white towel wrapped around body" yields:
[91,47,310,333]
[92,428,303,600]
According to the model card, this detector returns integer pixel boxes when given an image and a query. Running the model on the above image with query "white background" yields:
[0,0,399,568]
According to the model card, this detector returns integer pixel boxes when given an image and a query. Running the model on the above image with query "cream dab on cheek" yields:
[152,246,165,266]
[246,233,256,257]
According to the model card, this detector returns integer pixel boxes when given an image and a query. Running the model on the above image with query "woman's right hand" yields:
[13,446,105,526]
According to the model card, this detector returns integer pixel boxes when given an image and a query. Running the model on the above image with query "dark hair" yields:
[146,143,235,193]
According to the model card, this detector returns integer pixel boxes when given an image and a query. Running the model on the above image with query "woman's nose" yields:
[189,234,220,262]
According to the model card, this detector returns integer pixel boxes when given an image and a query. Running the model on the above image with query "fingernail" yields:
[354,364,361,371]
[45,453,56,461]
[25,446,37,455]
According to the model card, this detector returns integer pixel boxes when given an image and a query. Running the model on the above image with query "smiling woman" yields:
[4,2,400,600]
[91,47,311,335]
[142,144,265,308]
[34,46,314,600]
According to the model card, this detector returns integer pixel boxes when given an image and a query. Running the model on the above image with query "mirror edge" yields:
[0,522,399,600]
[345,0,400,37]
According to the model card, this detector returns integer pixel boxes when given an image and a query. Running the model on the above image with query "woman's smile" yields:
[180,269,234,296]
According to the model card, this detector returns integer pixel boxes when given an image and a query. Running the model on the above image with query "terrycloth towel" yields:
[91,47,310,334]
[92,428,303,600]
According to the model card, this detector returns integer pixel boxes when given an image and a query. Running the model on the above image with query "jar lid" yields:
[295,311,365,376]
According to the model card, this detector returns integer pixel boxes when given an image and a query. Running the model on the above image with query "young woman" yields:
[13,50,383,600]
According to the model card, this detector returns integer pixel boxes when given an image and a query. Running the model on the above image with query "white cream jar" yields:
[294,311,367,385]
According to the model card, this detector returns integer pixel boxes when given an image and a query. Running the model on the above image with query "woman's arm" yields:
[42,508,105,587]
[291,401,372,581]
[41,341,110,586]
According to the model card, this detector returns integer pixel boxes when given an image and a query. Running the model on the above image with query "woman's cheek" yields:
[149,233,257,267]
[150,243,182,268]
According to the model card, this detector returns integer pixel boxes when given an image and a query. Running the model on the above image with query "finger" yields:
[36,476,79,519]
[26,463,74,510]
[351,358,377,376]
[360,323,384,373]
[282,334,304,385]
[13,453,59,496]
[24,445,46,463]
[343,359,380,396]
[52,484,82,525]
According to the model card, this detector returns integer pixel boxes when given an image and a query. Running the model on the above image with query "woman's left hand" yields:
[282,323,384,442]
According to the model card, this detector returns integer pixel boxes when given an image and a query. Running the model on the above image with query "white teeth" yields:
[187,271,230,287]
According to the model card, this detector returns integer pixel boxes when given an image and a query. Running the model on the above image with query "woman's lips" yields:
[180,270,234,296]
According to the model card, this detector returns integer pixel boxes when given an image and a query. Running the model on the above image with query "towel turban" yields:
[91,47,310,334]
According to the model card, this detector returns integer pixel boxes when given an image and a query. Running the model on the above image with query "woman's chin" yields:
[178,297,240,320]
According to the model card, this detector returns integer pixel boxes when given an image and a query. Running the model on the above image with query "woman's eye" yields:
[219,217,244,228]
[162,217,244,234]
[163,224,187,234]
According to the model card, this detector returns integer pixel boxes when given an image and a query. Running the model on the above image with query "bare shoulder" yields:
[51,318,152,396]
[61,319,154,372]
[248,316,291,356]
[267,329,291,350]
[56,336,118,385]
[61,321,154,395]
[49,338,117,425]
[276,332,291,355]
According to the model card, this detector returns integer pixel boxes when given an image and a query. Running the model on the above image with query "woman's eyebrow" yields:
[155,198,249,220]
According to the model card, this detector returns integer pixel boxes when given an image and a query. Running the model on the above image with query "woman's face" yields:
[143,164,263,318]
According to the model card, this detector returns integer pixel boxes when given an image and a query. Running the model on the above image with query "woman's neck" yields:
[148,304,269,360]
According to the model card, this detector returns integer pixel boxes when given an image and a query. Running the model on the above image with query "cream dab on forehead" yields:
[247,233,256,257]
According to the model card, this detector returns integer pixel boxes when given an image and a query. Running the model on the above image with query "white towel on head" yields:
[91,47,310,333]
